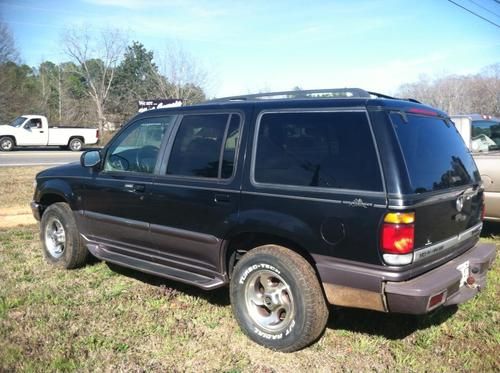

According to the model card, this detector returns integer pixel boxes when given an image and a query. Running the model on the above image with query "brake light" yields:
[381,212,415,265]
[407,108,439,117]
[96,129,100,139]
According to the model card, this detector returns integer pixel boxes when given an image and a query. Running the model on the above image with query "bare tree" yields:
[397,63,500,117]
[0,20,19,64]
[154,44,207,104]
[62,26,126,133]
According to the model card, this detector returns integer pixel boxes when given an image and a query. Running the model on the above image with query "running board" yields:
[86,243,225,290]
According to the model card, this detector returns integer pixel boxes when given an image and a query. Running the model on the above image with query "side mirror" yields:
[81,150,101,168]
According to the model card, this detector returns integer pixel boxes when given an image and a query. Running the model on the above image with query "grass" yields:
[0,166,46,210]
[0,166,499,372]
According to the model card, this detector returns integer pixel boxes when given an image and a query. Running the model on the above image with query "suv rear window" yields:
[391,113,480,193]
[253,111,383,191]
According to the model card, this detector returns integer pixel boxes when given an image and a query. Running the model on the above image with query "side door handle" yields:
[214,193,231,203]
[124,183,146,193]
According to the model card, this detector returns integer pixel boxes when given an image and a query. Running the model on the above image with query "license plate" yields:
[456,261,470,287]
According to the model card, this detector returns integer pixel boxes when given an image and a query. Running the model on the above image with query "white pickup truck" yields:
[451,114,500,222]
[0,115,99,151]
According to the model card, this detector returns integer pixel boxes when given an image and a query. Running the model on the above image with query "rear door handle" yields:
[214,193,231,203]
[124,183,146,193]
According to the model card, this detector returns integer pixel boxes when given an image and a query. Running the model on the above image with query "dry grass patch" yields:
[0,166,46,211]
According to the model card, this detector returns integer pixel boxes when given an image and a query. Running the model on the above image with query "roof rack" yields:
[206,88,421,103]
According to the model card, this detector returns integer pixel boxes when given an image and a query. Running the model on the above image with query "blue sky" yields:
[1,0,499,97]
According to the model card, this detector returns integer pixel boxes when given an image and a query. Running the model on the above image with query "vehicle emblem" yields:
[456,196,464,212]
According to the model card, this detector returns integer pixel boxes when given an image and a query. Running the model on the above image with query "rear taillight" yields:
[96,129,100,139]
[381,212,415,265]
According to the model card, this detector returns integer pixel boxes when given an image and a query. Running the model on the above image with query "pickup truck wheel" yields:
[41,202,88,269]
[68,138,83,151]
[0,136,14,151]
[230,245,328,352]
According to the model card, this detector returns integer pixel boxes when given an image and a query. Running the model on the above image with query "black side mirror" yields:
[81,150,101,168]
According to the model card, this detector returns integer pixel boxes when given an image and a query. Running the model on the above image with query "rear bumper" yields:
[385,242,496,314]
[316,242,496,314]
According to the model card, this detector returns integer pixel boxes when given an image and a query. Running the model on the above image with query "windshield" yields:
[471,120,500,152]
[8,116,27,127]
[391,112,480,194]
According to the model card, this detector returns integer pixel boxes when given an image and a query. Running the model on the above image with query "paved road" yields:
[0,149,82,167]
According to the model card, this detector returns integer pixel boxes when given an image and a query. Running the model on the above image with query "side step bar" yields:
[86,243,226,290]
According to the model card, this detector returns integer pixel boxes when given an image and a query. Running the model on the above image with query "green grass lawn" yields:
[0,224,498,372]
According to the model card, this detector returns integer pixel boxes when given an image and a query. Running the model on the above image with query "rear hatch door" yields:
[389,110,483,254]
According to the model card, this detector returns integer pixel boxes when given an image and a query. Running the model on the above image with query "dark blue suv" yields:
[31,88,496,351]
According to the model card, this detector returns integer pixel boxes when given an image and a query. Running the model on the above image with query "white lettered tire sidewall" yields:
[230,245,328,352]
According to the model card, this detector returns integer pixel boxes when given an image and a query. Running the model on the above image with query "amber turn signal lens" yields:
[383,212,415,224]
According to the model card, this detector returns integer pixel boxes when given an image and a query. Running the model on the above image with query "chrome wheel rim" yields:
[0,139,12,150]
[244,269,295,333]
[71,140,82,151]
[44,217,66,258]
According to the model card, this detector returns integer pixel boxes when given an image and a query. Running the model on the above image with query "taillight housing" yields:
[381,212,415,265]
[96,129,100,139]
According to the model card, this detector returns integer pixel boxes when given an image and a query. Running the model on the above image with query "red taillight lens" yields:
[96,129,100,138]
[481,204,486,220]
[381,223,414,254]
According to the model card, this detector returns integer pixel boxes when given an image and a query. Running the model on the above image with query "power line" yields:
[467,0,500,18]
[447,0,500,28]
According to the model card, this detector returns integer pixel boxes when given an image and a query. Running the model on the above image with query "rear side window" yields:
[391,113,480,193]
[253,111,383,191]
[167,113,241,179]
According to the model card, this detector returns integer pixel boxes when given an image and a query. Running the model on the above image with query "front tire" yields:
[230,245,329,352]
[40,202,88,269]
[0,136,14,151]
[68,138,83,151]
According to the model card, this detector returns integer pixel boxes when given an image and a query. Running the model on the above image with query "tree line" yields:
[1,19,499,134]
[396,63,500,117]
[0,22,206,134]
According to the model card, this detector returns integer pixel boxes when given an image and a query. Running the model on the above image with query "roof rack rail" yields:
[205,88,421,104]
[368,91,422,104]
[207,88,372,102]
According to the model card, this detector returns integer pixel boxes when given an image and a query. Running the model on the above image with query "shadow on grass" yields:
[104,260,459,340]
[481,222,500,238]
[106,262,230,306]
[327,305,458,339]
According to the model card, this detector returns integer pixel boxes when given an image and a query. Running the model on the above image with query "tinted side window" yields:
[167,114,233,178]
[254,111,383,191]
[221,115,241,179]
[104,116,175,173]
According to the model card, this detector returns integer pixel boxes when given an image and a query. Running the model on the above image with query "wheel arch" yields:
[37,179,76,217]
[222,230,318,280]
[68,135,84,144]
[0,135,17,147]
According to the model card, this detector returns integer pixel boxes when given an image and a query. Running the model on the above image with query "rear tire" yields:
[40,202,88,269]
[68,138,83,151]
[230,245,329,352]
[0,136,14,151]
